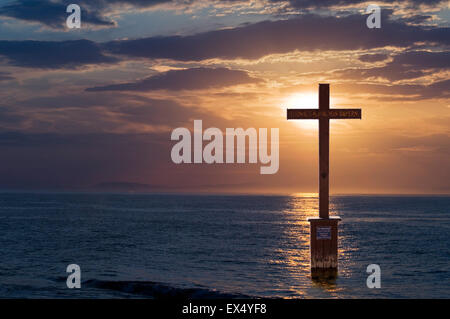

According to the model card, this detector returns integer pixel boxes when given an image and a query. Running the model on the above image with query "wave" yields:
[84,279,251,299]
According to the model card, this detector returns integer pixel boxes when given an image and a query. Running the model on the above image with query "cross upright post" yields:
[319,84,330,219]
[286,83,361,278]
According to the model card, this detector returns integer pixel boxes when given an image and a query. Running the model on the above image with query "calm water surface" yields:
[0,193,448,298]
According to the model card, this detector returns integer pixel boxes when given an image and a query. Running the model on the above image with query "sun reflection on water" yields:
[267,193,355,297]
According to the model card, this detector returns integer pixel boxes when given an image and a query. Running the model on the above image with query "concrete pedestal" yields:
[308,216,340,279]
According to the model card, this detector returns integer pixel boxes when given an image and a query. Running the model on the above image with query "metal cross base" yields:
[308,216,341,279]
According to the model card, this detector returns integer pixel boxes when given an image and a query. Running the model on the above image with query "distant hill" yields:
[91,182,162,192]
[91,181,258,193]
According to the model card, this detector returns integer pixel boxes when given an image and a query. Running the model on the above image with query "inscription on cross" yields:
[287,84,361,219]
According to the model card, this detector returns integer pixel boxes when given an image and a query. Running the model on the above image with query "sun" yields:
[285,92,318,108]
[284,92,318,131]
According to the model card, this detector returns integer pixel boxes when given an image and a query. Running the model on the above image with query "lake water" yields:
[0,193,448,298]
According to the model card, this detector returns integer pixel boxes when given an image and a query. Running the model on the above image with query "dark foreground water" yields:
[0,193,448,298]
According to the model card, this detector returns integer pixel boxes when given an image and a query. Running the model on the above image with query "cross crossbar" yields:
[287,109,361,119]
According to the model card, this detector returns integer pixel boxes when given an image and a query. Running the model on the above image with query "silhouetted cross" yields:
[287,84,361,219]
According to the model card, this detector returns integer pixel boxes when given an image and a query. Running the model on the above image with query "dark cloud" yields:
[14,91,135,109]
[358,53,388,62]
[0,0,115,28]
[0,0,192,29]
[0,13,448,69]
[402,14,434,24]
[335,78,450,100]
[390,50,450,69]
[0,71,14,81]
[86,67,261,92]
[418,79,450,100]
[5,91,229,133]
[0,106,25,125]
[271,0,445,9]
[0,39,118,68]
[96,0,180,7]
[336,51,450,81]
[0,0,446,31]
[111,97,210,126]
[104,14,449,61]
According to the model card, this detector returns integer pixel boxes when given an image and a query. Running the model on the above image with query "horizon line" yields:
[0,189,448,196]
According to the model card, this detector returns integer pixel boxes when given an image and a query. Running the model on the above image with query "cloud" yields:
[358,53,389,62]
[401,14,434,25]
[0,71,14,81]
[336,50,450,81]
[86,67,261,92]
[0,39,118,68]
[3,91,231,134]
[273,0,446,9]
[0,0,192,29]
[335,79,450,100]
[0,13,448,69]
[112,97,210,126]
[99,0,180,7]
[0,106,24,126]
[104,14,450,61]
[0,0,115,28]
[0,0,446,32]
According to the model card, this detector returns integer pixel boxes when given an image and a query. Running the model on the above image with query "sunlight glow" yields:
[285,92,318,131]
[291,192,317,198]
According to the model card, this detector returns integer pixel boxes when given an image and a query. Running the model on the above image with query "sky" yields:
[0,0,449,194]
